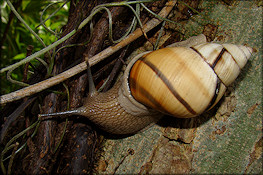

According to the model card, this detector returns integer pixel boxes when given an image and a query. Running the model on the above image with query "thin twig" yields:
[5,0,47,51]
[102,45,130,92]
[22,45,34,83]
[37,0,69,35]
[0,0,177,105]
[7,142,19,175]
[0,97,37,142]
[0,0,168,74]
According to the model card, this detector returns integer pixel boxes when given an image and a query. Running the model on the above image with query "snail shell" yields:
[127,43,252,118]
[40,37,253,135]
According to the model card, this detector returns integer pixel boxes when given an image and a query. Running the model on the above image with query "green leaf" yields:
[50,21,63,30]
[13,53,26,60]
[22,1,31,11]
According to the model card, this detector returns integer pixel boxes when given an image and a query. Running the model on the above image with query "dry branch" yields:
[0,0,176,105]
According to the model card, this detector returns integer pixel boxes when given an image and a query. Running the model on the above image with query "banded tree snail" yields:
[39,34,253,135]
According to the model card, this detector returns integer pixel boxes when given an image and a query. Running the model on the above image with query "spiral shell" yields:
[128,43,252,118]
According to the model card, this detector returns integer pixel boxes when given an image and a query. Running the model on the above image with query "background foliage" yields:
[1,0,69,95]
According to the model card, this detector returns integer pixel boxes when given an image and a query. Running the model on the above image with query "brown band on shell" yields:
[138,57,197,115]
[190,46,226,111]
[205,78,221,111]
[190,46,226,86]
[190,46,211,66]
[211,48,226,68]
[223,47,242,70]
[129,77,170,114]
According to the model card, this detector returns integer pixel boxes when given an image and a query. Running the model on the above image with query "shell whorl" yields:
[191,43,252,86]
[128,43,252,118]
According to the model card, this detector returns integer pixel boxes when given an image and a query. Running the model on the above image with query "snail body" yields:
[40,35,253,135]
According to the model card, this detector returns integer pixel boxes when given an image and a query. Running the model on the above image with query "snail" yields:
[39,34,253,135]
